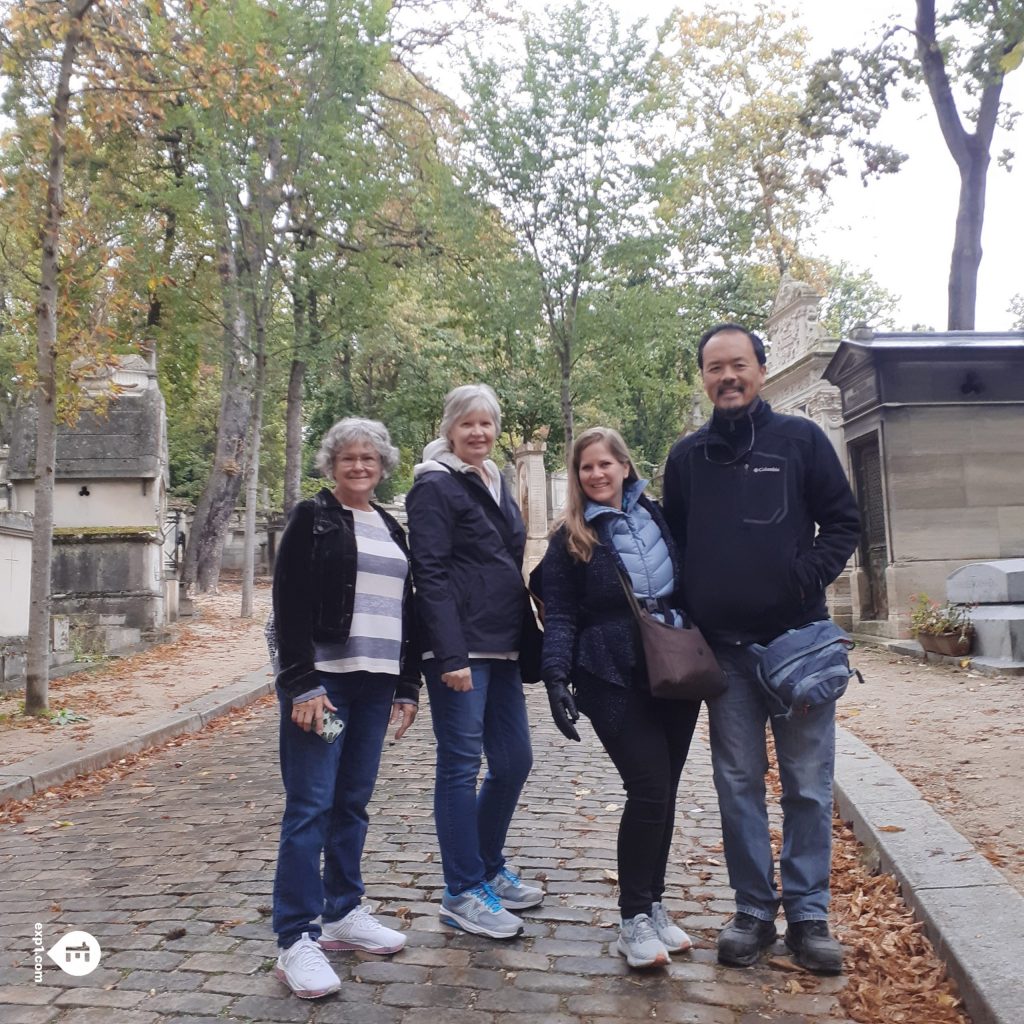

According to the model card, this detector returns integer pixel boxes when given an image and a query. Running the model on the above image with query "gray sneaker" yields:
[615,913,670,968]
[440,884,523,939]
[487,866,544,910]
[651,901,692,953]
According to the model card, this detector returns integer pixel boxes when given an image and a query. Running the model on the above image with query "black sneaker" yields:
[717,912,778,967]
[785,919,843,974]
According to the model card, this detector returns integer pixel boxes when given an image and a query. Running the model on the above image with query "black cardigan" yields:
[272,488,421,701]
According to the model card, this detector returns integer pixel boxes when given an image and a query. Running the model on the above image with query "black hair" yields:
[697,322,767,369]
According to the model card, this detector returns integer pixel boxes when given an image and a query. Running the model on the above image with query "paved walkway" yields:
[0,686,855,1024]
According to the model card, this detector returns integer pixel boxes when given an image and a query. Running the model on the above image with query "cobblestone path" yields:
[0,687,852,1023]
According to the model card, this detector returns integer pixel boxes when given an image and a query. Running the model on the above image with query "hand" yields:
[441,668,473,691]
[545,680,580,742]
[291,693,337,734]
[390,701,417,741]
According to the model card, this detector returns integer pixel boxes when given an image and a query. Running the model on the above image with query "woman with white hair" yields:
[271,417,421,999]
[406,383,543,940]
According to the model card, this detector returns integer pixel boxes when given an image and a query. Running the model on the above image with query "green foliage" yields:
[461,1,667,449]
[816,262,899,337]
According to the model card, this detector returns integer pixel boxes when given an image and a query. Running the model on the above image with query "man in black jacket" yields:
[662,324,860,974]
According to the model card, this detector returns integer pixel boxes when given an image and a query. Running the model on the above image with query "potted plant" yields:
[909,594,975,656]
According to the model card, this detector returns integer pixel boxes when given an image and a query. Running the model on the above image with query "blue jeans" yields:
[425,659,533,896]
[707,645,835,924]
[272,671,395,948]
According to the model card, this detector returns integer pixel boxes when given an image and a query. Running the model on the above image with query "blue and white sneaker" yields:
[487,866,544,910]
[440,883,523,939]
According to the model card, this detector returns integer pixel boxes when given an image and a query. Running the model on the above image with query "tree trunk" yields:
[283,257,308,517]
[180,213,251,593]
[240,348,265,619]
[283,356,305,515]
[914,0,1006,331]
[25,0,97,716]
[947,143,989,331]
[558,336,574,457]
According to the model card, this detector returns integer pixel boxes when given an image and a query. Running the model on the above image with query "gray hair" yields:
[439,383,502,441]
[315,417,400,480]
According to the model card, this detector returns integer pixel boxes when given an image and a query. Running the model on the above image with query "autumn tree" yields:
[0,0,209,712]
[803,0,1023,329]
[656,5,836,278]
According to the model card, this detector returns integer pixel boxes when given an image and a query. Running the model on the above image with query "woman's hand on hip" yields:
[291,693,337,734]
[441,667,473,691]
[390,701,417,741]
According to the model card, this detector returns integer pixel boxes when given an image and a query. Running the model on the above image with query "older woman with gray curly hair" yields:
[271,417,421,1000]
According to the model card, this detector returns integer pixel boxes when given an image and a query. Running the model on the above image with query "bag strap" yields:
[613,563,646,623]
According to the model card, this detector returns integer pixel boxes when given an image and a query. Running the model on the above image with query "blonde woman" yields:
[537,427,699,969]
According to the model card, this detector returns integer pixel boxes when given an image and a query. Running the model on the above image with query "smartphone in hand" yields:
[320,709,345,744]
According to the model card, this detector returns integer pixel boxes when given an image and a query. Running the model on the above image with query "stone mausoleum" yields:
[7,355,172,659]
[824,330,1024,639]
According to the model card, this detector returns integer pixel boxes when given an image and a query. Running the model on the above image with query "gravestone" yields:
[946,559,1024,672]
[515,440,549,573]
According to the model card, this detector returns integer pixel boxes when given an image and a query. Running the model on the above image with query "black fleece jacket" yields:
[661,400,860,646]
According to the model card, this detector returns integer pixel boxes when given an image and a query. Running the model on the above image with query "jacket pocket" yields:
[742,452,789,525]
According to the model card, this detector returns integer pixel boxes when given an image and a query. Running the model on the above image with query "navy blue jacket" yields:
[661,400,860,646]
[406,466,531,675]
[539,494,682,690]
[273,488,421,700]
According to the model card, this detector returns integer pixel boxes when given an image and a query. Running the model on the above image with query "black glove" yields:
[545,679,580,742]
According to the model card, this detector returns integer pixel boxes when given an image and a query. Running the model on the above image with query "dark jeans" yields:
[272,671,396,948]
[579,678,700,919]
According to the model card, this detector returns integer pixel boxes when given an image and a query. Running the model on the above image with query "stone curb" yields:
[0,664,275,805]
[834,725,1023,1024]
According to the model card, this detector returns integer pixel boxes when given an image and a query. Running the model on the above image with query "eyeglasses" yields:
[337,454,380,467]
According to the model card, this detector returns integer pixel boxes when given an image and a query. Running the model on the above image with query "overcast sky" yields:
[604,0,1024,331]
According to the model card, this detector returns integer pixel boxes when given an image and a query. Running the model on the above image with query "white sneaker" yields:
[319,904,406,954]
[615,913,670,968]
[651,901,692,953]
[275,932,341,999]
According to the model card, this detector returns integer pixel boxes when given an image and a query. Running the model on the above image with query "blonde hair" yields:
[559,427,638,563]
